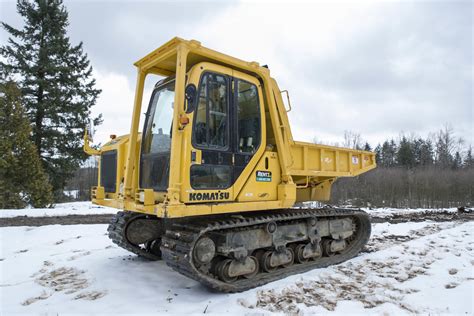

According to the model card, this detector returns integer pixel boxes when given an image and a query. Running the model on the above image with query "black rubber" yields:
[161,207,371,292]
[108,211,162,261]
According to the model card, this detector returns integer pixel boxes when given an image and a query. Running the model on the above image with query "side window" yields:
[236,80,260,153]
[193,73,228,149]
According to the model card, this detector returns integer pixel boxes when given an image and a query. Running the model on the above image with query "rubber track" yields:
[108,211,161,261]
[161,207,371,292]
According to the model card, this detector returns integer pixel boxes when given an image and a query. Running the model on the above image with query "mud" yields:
[22,260,107,305]
[0,214,113,227]
[370,209,474,224]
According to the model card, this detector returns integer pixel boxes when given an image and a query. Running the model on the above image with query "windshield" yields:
[142,81,175,155]
[140,80,175,191]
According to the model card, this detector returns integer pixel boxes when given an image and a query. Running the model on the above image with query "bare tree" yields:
[343,130,362,150]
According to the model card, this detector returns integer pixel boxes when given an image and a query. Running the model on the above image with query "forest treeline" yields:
[329,127,473,208]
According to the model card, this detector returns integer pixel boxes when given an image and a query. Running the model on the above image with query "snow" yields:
[363,206,470,218]
[1,220,472,315]
[0,202,116,218]
[64,190,80,199]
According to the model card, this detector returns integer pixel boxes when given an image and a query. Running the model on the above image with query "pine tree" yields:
[397,136,415,168]
[0,81,53,208]
[452,151,462,169]
[418,139,434,166]
[374,144,382,164]
[363,142,372,151]
[380,140,397,167]
[1,0,102,198]
[464,146,474,169]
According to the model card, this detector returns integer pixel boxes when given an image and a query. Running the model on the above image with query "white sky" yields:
[1,0,472,148]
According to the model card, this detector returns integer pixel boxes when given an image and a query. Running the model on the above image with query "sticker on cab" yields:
[256,171,272,182]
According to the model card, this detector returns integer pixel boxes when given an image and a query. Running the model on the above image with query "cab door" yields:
[183,63,265,204]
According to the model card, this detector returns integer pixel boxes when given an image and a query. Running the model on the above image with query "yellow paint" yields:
[85,37,377,219]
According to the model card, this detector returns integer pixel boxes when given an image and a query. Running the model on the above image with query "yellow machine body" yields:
[84,37,376,218]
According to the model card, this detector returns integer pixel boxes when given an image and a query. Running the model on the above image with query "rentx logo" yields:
[189,191,230,201]
[256,170,272,182]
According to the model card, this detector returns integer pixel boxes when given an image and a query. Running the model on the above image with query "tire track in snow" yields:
[240,222,474,315]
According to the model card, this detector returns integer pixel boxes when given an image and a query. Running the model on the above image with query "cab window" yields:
[193,73,229,149]
[236,80,260,153]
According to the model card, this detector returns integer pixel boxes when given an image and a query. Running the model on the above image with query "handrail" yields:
[281,90,292,112]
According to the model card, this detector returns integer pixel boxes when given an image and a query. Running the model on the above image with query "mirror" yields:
[86,119,95,142]
[185,84,196,113]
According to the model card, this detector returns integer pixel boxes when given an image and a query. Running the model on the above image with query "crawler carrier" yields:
[84,38,376,292]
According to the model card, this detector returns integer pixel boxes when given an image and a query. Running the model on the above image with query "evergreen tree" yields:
[412,138,422,166]
[1,0,102,198]
[418,139,434,166]
[0,81,53,208]
[452,151,462,169]
[374,144,382,164]
[464,146,474,169]
[363,142,372,151]
[397,136,415,168]
[380,140,397,167]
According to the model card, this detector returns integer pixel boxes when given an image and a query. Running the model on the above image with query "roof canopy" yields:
[133,37,270,78]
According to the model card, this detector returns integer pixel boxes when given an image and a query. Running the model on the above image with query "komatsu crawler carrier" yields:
[84,37,376,292]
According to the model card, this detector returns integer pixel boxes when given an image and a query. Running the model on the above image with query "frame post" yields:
[166,44,189,204]
[124,69,146,198]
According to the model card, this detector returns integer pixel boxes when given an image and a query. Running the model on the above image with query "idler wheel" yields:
[193,237,216,265]
[243,256,259,279]
[216,259,237,283]
[322,239,336,257]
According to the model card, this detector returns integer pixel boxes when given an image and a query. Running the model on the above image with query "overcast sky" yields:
[1,0,472,148]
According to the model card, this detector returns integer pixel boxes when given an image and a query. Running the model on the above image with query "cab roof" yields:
[133,37,270,79]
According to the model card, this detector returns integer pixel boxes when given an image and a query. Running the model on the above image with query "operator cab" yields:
[139,63,264,201]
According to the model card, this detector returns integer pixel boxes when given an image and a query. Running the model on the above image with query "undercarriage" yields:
[108,208,371,292]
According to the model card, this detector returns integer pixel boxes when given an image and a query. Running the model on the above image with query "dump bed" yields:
[289,141,376,179]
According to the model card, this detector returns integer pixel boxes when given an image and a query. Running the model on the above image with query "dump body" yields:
[290,142,376,178]
[84,37,376,218]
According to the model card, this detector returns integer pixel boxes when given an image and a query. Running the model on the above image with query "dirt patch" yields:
[36,266,89,293]
[363,222,455,253]
[22,260,106,305]
[370,209,474,224]
[74,291,107,300]
[21,291,52,306]
[0,214,113,227]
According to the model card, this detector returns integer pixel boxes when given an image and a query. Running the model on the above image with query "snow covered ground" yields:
[1,219,472,315]
[362,207,469,218]
[0,202,116,218]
